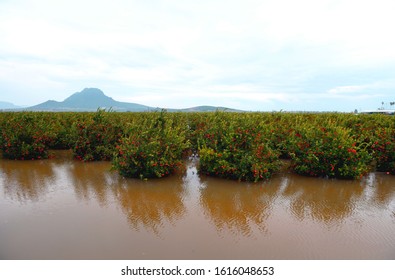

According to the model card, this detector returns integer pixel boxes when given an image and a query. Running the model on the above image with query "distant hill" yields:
[25,88,241,112]
[179,106,240,112]
[0,101,21,110]
[28,88,153,112]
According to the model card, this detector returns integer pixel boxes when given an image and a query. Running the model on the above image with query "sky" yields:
[0,0,394,111]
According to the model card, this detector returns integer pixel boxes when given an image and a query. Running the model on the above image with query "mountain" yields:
[179,106,240,112]
[28,88,153,112]
[25,88,241,112]
[0,101,21,110]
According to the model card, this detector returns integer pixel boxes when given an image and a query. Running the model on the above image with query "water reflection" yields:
[0,151,187,235]
[281,172,395,227]
[63,159,187,234]
[282,175,364,225]
[362,173,395,208]
[199,176,281,236]
[2,152,395,259]
[2,153,395,233]
[66,161,115,207]
[112,178,186,235]
[0,159,56,203]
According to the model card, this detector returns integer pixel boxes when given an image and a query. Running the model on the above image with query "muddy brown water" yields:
[1,150,394,259]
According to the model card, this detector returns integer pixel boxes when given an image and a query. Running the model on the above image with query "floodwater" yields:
[1,150,394,259]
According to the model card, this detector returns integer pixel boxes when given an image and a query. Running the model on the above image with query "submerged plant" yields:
[72,109,123,161]
[113,111,189,179]
[197,112,281,182]
[372,127,395,174]
[0,113,54,160]
[289,124,372,179]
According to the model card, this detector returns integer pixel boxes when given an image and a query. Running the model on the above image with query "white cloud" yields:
[328,85,368,94]
[0,0,394,111]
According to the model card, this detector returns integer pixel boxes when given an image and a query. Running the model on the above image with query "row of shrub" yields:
[0,111,394,180]
[0,113,55,160]
[195,113,280,182]
[113,110,189,179]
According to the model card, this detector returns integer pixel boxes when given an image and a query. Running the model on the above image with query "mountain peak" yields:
[64,88,106,100]
[28,88,152,111]
[81,88,105,95]
[62,88,115,108]
[25,87,241,112]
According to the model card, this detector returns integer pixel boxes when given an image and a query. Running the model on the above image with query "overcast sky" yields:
[1,0,394,111]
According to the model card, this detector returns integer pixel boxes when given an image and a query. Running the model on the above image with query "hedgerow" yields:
[112,111,189,179]
[0,112,55,160]
[0,111,393,181]
[197,112,281,182]
[289,124,372,179]
[72,110,123,161]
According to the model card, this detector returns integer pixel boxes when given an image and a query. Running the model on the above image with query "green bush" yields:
[48,113,79,149]
[0,113,54,160]
[113,111,189,179]
[197,113,281,182]
[372,127,395,174]
[289,124,372,179]
[72,110,123,161]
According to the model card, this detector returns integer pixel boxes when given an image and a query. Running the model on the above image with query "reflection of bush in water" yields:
[199,179,278,236]
[68,162,114,207]
[0,160,55,202]
[366,174,395,207]
[63,161,187,233]
[112,180,186,234]
[283,176,364,224]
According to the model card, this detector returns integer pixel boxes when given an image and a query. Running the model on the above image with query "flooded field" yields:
[1,150,395,259]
